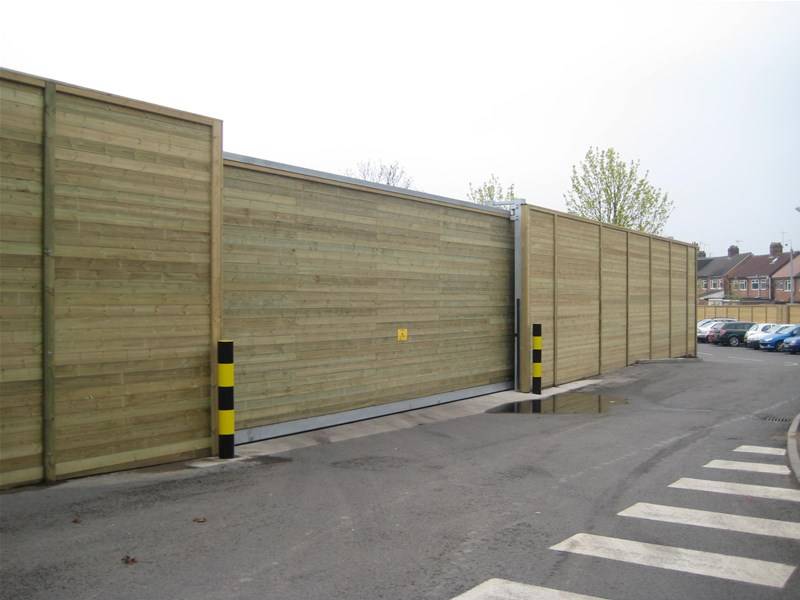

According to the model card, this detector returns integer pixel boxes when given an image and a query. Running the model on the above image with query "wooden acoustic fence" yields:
[517,205,697,392]
[0,69,222,487]
[0,68,700,488]
[696,304,800,324]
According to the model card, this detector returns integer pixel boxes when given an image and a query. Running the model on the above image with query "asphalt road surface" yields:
[1,343,799,600]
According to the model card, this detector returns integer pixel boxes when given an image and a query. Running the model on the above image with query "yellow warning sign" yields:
[396,328,408,342]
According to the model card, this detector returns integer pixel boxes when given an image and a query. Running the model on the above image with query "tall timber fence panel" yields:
[517,206,697,392]
[0,76,44,487]
[696,304,799,324]
[222,156,515,440]
[0,69,222,486]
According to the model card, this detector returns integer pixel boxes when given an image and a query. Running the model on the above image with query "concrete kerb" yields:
[787,413,800,485]
[187,379,602,468]
[635,357,701,364]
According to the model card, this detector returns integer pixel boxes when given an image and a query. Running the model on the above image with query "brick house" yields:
[771,254,800,304]
[696,245,751,303]
[727,242,797,302]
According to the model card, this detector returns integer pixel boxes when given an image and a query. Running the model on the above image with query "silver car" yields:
[697,318,736,342]
[745,323,783,348]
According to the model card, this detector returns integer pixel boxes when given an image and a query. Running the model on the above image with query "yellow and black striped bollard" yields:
[217,340,235,459]
[531,324,542,395]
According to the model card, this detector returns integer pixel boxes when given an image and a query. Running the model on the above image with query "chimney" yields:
[727,245,739,257]
[697,250,706,258]
[770,242,783,257]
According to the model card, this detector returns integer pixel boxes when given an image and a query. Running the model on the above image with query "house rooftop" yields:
[771,254,800,279]
[697,253,751,278]
[728,251,798,278]
[697,256,713,272]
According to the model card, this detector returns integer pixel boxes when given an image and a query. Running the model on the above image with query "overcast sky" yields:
[2,1,798,257]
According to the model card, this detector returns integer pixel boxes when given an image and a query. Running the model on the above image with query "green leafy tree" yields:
[467,174,516,206]
[564,147,673,234]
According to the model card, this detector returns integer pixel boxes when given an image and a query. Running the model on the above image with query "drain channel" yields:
[755,415,793,423]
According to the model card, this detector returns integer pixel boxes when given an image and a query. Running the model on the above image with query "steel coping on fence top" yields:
[223,152,512,218]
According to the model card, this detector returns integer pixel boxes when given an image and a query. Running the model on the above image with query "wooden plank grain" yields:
[0,78,44,487]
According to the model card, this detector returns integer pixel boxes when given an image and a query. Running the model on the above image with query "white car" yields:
[696,319,718,328]
[745,323,783,348]
[697,318,736,342]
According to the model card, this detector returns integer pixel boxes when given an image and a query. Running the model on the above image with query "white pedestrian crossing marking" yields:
[734,445,786,456]
[669,477,800,501]
[704,459,790,475]
[451,578,608,600]
[550,533,795,588]
[618,502,800,539]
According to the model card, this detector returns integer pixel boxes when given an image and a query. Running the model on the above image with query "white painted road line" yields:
[727,356,764,362]
[550,533,796,588]
[669,478,800,502]
[734,445,787,456]
[451,579,608,600]
[704,459,790,475]
[618,502,800,539]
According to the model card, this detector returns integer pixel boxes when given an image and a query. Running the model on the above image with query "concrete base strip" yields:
[733,445,786,456]
[668,477,800,502]
[550,533,795,588]
[618,502,800,539]
[451,578,608,600]
[704,459,790,475]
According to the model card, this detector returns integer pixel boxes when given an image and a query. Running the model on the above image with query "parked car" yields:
[697,318,721,328]
[705,322,728,344]
[744,323,780,348]
[697,319,735,342]
[715,322,755,347]
[759,324,800,351]
[781,335,800,354]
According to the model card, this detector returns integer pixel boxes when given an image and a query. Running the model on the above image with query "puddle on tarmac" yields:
[487,392,628,415]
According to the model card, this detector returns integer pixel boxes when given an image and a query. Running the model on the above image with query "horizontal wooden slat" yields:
[0,79,43,487]
[51,91,214,478]
[223,165,514,429]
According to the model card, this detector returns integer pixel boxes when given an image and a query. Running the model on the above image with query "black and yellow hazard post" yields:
[217,340,235,459]
[531,323,542,395]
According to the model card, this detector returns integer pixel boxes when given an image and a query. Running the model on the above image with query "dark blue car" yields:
[781,335,800,354]
[759,324,800,351]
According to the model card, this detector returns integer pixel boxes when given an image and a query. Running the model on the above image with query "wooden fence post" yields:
[42,82,56,482]
[649,237,653,359]
[210,120,222,457]
[553,214,559,386]
[598,224,603,373]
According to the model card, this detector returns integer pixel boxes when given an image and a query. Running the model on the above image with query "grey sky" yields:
[2,1,798,257]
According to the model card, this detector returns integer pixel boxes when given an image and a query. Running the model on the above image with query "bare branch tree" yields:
[467,174,516,206]
[564,147,673,234]
[347,160,413,188]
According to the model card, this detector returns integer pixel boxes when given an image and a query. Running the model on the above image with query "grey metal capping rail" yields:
[223,152,511,218]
